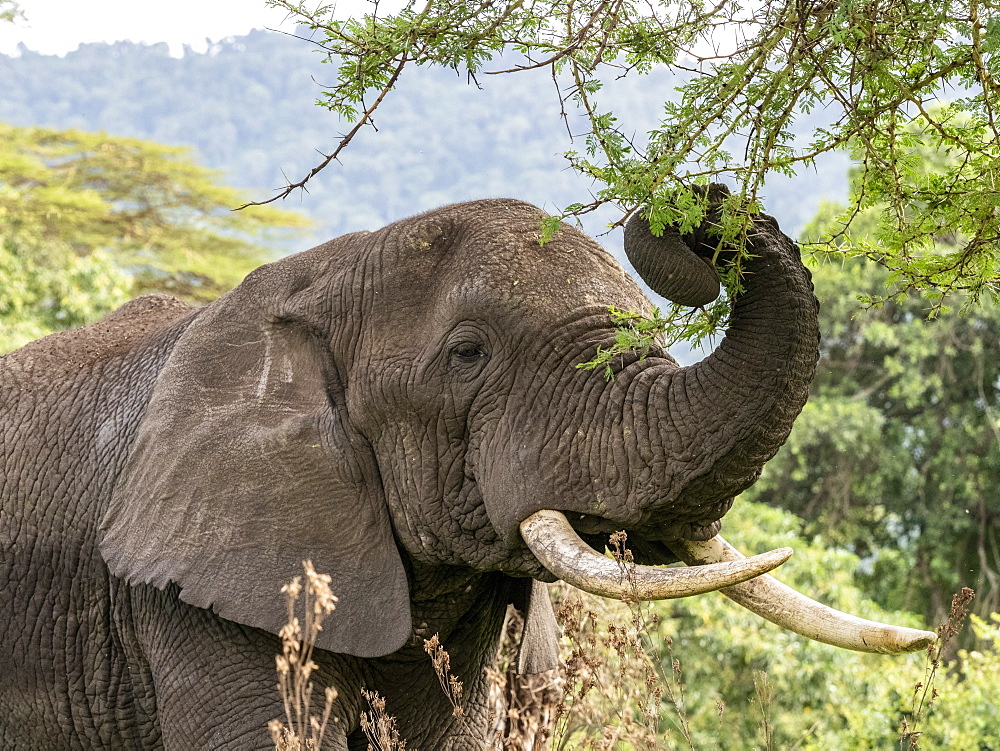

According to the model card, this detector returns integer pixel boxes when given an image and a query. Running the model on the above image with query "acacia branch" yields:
[236,55,410,210]
[485,0,613,74]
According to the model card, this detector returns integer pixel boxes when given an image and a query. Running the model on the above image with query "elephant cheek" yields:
[477,444,541,547]
[474,422,596,550]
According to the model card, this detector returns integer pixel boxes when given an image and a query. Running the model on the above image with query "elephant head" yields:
[99,194,934,663]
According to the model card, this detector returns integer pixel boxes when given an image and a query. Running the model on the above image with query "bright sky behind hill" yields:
[0,0,401,56]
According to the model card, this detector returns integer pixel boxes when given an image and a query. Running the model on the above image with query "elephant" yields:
[0,191,935,749]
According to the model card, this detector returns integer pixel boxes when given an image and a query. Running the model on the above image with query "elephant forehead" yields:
[443,233,647,320]
[372,199,650,322]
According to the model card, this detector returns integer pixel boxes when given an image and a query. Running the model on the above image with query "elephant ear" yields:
[99,252,411,658]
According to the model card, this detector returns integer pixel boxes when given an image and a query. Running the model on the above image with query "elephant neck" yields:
[400,560,508,650]
[0,296,195,532]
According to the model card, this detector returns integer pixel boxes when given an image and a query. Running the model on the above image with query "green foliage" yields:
[576,306,675,380]
[743,244,1000,628]
[758,152,1000,628]
[0,123,307,352]
[651,501,928,749]
[923,613,1000,748]
[577,299,732,379]
[0,0,21,23]
[805,107,1000,307]
[270,0,1000,313]
[0,233,131,352]
[556,502,999,749]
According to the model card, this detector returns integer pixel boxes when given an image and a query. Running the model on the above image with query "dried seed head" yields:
[303,559,338,615]
[281,576,303,599]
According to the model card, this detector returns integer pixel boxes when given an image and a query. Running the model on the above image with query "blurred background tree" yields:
[0,0,20,23]
[0,123,307,352]
[555,502,1000,749]
[742,169,1000,637]
[747,257,1000,628]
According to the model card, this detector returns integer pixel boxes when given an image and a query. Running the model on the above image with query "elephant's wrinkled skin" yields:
[0,197,820,749]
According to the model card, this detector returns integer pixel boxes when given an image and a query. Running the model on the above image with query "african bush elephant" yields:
[0,193,934,749]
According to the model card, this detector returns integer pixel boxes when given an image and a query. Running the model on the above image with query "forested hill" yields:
[0,29,847,249]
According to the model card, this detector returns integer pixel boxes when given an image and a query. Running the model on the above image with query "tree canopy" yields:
[0,123,307,352]
[0,0,20,23]
[741,200,1000,635]
[267,0,1000,313]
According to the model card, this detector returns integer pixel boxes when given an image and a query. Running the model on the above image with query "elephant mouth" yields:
[519,509,938,655]
[568,510,725,544]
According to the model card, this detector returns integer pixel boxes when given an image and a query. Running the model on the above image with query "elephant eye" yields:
[451,342,489,365]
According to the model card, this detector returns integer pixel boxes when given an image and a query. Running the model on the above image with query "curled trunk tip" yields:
[623,213,721,307]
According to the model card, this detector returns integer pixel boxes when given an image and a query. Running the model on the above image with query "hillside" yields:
[0,28,848,252]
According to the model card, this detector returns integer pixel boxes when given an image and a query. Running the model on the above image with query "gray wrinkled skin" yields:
[0,198,819,749]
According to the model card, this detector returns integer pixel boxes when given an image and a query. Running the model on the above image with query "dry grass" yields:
[750,671,774,751]
[269,558,976,749]
[899,586,976,750]
[269,560,340,751]
[487,609,562,750]
[265,546,703,750]
[548,532,687,750]
[360,690,408,751]
[425,634,466,718]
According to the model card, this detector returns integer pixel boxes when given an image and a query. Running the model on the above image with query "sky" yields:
[0,0,397,56]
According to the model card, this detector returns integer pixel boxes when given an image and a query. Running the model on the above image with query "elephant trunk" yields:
[620,206,820,533]
[515,192,936,655]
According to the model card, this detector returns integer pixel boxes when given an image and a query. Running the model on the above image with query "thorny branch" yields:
[254,0,1000,310]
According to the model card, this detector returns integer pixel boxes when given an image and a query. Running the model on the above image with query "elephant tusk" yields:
[668,536,938,654]
[519,510,792,601]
